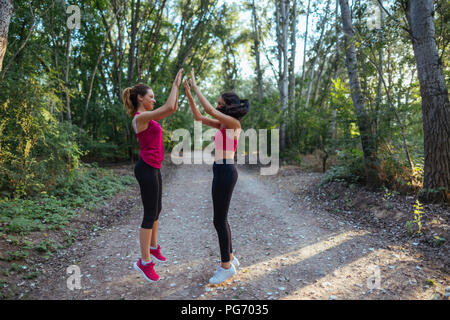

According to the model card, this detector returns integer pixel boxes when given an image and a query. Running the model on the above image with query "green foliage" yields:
[413,199,424,235]
[433,236,446,246]
[242,92,281,130]
[64,230,76,247]
[5,216,46,234]
[424,279,437,286]
[22,271,40,280]
[0,82,85,199]
[320,148,366,185]
[405,220,414,236]
[1,250,29,262]
[8,263,27,274]
[405,199,424,236]
[0,166,135,236]
[33,239,60,254]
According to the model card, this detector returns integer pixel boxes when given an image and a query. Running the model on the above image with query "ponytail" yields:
[122,87,134,117]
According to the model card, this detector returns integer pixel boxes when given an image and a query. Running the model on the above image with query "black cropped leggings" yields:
[134,158,162,229]
[212,161,238,263]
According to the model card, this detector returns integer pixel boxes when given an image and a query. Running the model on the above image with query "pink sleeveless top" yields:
[133,112,164,168]
[214,127,238,152]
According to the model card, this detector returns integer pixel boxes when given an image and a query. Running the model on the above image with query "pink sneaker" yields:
[150,245,167,262]
[134,259,159,282]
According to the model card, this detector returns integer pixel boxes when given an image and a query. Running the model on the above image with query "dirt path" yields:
[24,155,448,300]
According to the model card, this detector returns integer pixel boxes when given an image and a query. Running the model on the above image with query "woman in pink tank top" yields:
[122,69,183,282]
[184,69,250,284]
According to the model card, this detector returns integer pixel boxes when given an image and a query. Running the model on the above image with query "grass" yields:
[0,164,136,299]
[0,165,135,239]
[0,165,135,268]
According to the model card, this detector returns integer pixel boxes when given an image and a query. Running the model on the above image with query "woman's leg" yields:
[135,159,160,261]
[227,221,234,261]
[212,163,238,269]
[151,169,163,248]
[151,220,159,248]
[140,228,152,262]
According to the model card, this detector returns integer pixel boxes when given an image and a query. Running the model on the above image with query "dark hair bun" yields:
[219,92,250,121]
[240,99,250,109]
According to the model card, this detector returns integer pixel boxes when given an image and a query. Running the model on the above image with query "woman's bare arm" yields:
[189,69,240,130]
[135,69,183,124]
[185,79,221,129]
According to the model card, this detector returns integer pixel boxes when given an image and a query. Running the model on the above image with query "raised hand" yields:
[184,79,192,96]
[174,68,183,88]
[189,69,197,89]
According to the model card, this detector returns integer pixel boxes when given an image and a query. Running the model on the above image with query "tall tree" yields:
[404,0,450,203]
[301,0,310,84]
[287,0,297,143]
[329,0,340,141]
[0,0,13,72]
[304,0,331,111]
[339,0,378,185]
[64,29,72,122]
[275,0,292,151]
[127,0,141,84]
[1,3,36,80]
[250,0,263,100]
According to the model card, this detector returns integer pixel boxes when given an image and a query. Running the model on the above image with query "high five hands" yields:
[189,69,197,89]
[174,68,183,88]
[172,68,197,90]
[184,69,197,93]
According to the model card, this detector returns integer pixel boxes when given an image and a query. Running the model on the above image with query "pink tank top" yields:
[214,127,238,152]
[133,112,164,168]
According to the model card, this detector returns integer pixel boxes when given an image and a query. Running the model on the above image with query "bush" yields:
[0,165,135,236]
[0,97,85,199]
[376,143,423,194]
[320,148,366,185]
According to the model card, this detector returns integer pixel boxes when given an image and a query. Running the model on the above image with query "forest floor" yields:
[1,152,449,300]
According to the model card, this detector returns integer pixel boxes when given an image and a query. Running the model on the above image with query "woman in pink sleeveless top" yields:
[184,69,250,284]
[122,69,183,282]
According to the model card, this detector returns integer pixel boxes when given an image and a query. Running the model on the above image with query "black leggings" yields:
[134,158,162,229]
[212,161,238,262]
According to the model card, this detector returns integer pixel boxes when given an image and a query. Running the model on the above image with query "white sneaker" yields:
[231,256,240,269]
[209,264,236,284]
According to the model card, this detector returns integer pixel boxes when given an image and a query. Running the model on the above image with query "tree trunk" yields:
[115,1,124,98]
[339,0,378,185]
[250,0,263,100]
[65,30,72,122]
[301,0,311,84]
[127,0,140,84]
[305,0,330,111]
[287,0,297,145]
[0,0,13,72]
[374,0,384,150]
[276,0,290,152]
[330,0,340,141]
[405,0,450,203]
[1,3,35,80]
